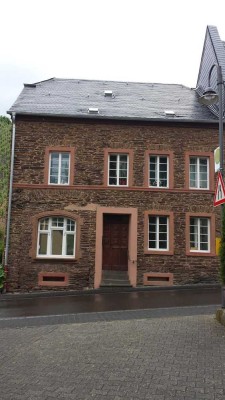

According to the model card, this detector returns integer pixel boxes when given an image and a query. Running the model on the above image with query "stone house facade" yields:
[5,26,225,292]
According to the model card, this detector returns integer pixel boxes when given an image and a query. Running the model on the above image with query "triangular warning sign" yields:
[214,172,225,207]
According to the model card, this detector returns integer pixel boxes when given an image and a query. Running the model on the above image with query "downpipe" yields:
[4,112,16,290]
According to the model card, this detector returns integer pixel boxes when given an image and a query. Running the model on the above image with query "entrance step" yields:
[101,270,131,287]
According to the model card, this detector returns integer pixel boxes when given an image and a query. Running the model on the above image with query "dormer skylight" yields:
[104,90,113,97]
[164,110,175,116]
[88,107,99,114]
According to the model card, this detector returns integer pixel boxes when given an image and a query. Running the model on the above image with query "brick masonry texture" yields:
[7,115,221,292]
[1,311,225,400]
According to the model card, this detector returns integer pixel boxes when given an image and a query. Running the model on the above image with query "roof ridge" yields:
[31,77,190,88]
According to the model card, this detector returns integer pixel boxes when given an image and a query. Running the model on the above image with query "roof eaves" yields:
[6,110,219,124]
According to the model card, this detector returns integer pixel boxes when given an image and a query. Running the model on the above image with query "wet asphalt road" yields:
[0,286,221,319]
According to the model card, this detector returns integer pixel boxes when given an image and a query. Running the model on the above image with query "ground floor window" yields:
[190,217,210,252]
[185,212,215,256]
[37,217,76,258]
[144,211,174,255]
[148,215,168,250]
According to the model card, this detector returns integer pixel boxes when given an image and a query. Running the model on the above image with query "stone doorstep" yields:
[215,309,225,326]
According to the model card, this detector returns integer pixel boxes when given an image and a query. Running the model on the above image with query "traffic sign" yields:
[214,172,225,207]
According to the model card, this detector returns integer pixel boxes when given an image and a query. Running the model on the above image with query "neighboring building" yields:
[5,26,225,292]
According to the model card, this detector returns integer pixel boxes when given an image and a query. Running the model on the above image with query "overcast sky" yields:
[1,0,225,117]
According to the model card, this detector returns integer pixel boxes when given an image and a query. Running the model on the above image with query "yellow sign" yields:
[216,237,221,255]
[214,147,220,172]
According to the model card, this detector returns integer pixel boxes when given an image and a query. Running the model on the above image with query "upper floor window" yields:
[149,155,169,188]
[185,152,213,191]
[189,157,209,189]
[108,154,129,186]
[44,147,75,186]
[37,217,76,258]
[144,151,174,189]
[49,152,70,185]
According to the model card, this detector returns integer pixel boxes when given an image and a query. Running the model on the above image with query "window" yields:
[144,151,174,189]
[144,211,174,255]
[108,154,129,186]
[189,157,209,189]
[185,152,213,191]
[37,217,76,258]
[149,155,169,188]
[189,217,210,252]
[44,147,75,186]
[185,212,215,256]
[148,215,169,250]
[49,152,70,185]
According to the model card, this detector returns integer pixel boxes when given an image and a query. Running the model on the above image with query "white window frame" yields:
[108,154,129,186]
[189,156,209,190]
[189,217,210,253]
[149,155,169,188]
[148,215,169,251]
[48,152,71,185]
[37,217,76,258]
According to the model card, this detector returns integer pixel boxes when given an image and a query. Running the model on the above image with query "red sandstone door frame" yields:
[94,206,137,288]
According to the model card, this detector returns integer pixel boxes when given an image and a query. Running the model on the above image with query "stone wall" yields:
[6,115,221,291]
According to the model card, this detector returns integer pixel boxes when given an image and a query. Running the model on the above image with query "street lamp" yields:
[199,64,225,307]
[199,64,224,178]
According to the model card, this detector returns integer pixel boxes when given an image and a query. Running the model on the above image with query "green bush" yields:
[0,264,5,291]
[0,227,3,263]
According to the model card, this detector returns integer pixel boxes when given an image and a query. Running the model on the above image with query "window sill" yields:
[149,186,169,189]
[189,187,210,191]
[34,257,76,262]
[186,251,215,257]
[108,185,129,188]
[48,184,70,186]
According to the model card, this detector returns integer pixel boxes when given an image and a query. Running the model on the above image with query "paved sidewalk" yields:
[0,286,221,320]
[1,306,225,400]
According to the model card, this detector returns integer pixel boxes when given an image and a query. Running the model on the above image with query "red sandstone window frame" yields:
[144,210,174,255]
[185,212,216,256]
[30,210,82,261]
[144,150,174,189]
[44,147,75,186]
[37,216,76,259]
[185,151,214,191]
[104,149,134,187]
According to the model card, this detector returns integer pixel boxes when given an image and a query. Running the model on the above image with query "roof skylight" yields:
[88,107,99,114]
[104,90,113,97]
[164,110,175,116]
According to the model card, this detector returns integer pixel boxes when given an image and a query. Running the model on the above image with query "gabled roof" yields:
[8,78,217,123]
[196,25,225,118]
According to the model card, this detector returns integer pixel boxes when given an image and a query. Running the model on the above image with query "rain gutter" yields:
[7,111,219,125]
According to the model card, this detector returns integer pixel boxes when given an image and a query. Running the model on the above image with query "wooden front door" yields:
[102,214,129,271]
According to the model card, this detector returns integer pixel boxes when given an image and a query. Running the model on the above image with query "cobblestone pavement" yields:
[1,306,225,400]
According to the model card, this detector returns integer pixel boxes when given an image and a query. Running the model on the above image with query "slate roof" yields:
[8,78,217,123]
[196,26,225,119]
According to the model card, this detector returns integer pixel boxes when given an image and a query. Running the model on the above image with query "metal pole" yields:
[217,65,225,307]
[218,65,224,178]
